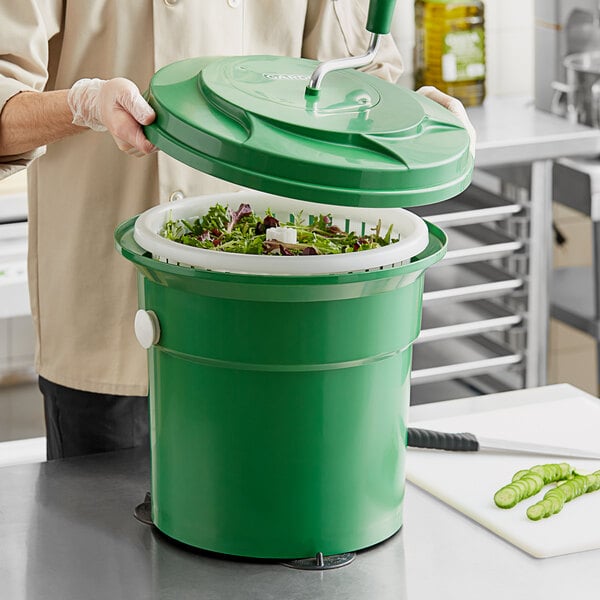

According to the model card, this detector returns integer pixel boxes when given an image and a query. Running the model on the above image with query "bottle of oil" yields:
[414,0,486,107]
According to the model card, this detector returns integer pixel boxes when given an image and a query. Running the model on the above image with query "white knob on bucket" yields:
[134,309,161,349]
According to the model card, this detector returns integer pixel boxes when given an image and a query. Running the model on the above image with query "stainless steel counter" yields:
[469,96,600,168]
[2,384,599,600]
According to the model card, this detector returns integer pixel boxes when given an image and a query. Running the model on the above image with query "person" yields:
[0,1,474,460]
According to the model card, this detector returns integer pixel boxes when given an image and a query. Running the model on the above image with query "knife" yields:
[406,427,600,460]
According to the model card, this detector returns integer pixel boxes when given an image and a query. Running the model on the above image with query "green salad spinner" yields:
[115,0,471,564]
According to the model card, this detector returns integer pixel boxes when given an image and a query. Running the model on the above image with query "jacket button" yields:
[228,0,240,7]
[169,190,184,202]
[164,0,178,6]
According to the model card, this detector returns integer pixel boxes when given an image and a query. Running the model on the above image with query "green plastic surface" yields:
[144,56,473,208]
[115,217,446,559]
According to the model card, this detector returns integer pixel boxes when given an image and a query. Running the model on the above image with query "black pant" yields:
[39,376,149,460]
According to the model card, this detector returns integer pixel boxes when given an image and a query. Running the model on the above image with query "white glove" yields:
[416,86,476,158]
[67,77,156,157]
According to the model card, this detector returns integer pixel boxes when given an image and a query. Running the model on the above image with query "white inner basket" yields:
[134,191,430,276]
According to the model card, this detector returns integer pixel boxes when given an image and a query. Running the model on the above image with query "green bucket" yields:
[115,215,446,559]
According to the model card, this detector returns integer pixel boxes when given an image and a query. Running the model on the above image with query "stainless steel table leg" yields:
[527,159,553,387]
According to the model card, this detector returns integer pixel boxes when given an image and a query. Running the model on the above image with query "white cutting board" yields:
[406,394,600,558]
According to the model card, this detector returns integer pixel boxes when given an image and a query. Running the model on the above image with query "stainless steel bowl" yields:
[561,51,600,127]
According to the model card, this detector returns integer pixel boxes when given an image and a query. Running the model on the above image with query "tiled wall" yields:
[392,0,535,98]
[0,170,35,385]
[0,317,36,384]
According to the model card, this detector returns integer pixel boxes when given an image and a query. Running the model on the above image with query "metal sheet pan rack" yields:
[410,169,532,404]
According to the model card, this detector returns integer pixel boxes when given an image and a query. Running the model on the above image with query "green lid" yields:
[144,55,473,208]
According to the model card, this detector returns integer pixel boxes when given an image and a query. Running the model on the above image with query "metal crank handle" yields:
[306,0,398,94]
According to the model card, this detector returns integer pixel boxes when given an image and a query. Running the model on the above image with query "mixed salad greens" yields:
[160,202,398,256]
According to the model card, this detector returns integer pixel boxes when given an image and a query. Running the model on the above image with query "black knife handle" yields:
[407,428,479,452]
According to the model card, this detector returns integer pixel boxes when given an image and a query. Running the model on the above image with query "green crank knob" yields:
[366,0,398,35]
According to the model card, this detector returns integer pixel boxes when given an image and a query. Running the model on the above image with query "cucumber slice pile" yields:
[526,471,600,521]
[493,463,572,509]
[493,464,600,521]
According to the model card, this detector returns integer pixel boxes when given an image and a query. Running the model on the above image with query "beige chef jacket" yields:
[0,0,403,396]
